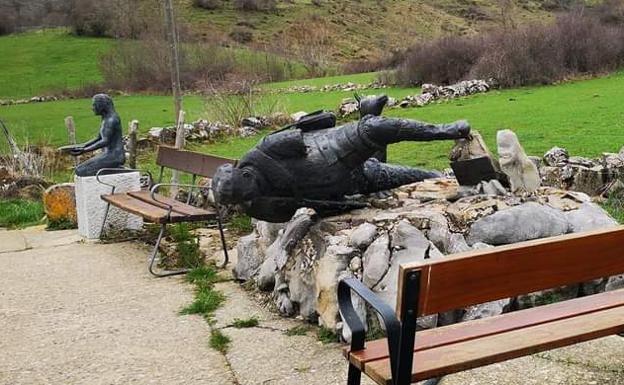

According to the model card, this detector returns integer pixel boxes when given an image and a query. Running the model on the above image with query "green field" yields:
[0,29,113,99]
[2,71,624,173]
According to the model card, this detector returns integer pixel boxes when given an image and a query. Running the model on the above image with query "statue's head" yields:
[92,94,114,116]
[212,164,257,205]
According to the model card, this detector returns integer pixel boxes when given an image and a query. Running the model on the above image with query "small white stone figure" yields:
[497,129,540,194]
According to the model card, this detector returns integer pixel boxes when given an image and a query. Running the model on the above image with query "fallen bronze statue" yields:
[212,111,471,222]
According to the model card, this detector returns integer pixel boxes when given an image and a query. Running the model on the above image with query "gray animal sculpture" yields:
[60,94,125,177]
[213,115,471,222]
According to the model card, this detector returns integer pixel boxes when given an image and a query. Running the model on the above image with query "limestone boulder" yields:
[349,222,378,249]
[315,243,355,329]
[233,233,263,281]
[362,234,391,288]
[543,147,569,167]
[497,130,540,194]
[467,202,569,245]
[565,203,618,233]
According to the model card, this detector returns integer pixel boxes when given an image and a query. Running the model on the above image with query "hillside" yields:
[0,29,112,99]
[179,0,555,63]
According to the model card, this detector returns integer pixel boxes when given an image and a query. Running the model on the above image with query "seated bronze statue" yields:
[60,94,125,177]
[212,112,471,222]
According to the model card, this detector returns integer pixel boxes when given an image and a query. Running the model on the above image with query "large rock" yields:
[565,203,618,233]
[315,243,355,329]
[43,183,77,227]
[497,130,540,194]
[362,234,391,288]
[543,147,569,167]
[467,202,569,245]
[349,222,378,249]
[377,221,441,329]
[234,233,263,281]
[449,130,501,174]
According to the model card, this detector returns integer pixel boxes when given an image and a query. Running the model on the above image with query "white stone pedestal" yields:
[75,172,143,239]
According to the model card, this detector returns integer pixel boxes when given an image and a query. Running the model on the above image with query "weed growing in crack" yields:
[209,329,231,354]
[232,317,259,328]
[180,266,225,321]
[284,325,312,336]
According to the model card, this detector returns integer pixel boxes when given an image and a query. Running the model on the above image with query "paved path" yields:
[0,228,234,385]
[1,227,623,385]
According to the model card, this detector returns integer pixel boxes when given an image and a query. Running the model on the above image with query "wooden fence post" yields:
[128,119,139,169]
[64,116,78,167]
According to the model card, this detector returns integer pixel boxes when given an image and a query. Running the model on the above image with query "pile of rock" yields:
[540,146,624,196]
[146,115,286,144]
[0,95,60,106]
[279,81,387,94]
[234,179,620,339]
[397,79,496,109]
[338,79,496,117]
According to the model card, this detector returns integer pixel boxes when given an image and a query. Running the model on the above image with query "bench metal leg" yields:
[216,205,229,269]
[99,201,112,239]
[347,363,362,385]
[148,223,190,278]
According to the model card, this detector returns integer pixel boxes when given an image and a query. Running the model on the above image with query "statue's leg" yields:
[75,154,122,177]
[358,158,442,193]
[359,115,470,145]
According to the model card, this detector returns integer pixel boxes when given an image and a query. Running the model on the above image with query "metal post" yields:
[395,270,421,385]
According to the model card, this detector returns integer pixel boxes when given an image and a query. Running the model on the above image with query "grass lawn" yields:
[0,199,45,229]
[0,29,113,99]
[2,70,624,177]
[204,72,624,170]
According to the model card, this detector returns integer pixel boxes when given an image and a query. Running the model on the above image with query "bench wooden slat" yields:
[346,288,624,370]
[128,191,216,218]
[156,146,238,177]
[398,227,624,317]
[101,193,187,224]
[364,300,624,385]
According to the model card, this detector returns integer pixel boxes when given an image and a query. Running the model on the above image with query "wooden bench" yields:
[338,227,624,385]
[98,145,238,277]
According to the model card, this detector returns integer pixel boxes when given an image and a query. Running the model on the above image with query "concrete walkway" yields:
[1,227,623,385]
[0,228,234,385]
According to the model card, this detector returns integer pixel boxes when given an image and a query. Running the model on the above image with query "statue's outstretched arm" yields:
[359,115,471,145]
[82,120,114,152]
[74,134,101,149]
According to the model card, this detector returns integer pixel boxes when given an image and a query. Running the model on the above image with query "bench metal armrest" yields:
[96,168,154,191]
[150,183,199,216]
[338,278,401,379]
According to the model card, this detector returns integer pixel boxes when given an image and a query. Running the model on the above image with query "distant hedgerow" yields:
[393,9,624,88]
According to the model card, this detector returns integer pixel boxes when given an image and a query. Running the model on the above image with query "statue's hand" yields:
[454,120,471,138]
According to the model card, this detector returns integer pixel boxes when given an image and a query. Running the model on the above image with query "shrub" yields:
[394,36,482,86]
[193,0,222,10]
[393,10,624,88]
[229,27,254,43]
[99,39,237,91]
[0,9,17,36]
[233,0,277,12]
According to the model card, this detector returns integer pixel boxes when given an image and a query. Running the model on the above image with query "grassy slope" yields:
[180,0,553,62]
[0,29,113,99]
